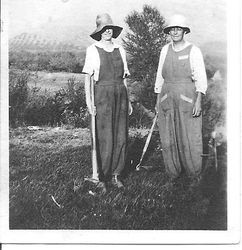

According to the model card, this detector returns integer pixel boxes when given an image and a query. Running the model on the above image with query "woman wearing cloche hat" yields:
[82,13,132,193]
[154,14,207,179]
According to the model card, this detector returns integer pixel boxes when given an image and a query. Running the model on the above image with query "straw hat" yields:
[164,14,190,34]
[90,13,123,41]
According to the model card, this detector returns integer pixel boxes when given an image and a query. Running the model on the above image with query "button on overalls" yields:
[94,46,128,181]
[158,44,203,178]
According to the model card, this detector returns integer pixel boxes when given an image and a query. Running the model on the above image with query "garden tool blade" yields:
[84,176,99,183]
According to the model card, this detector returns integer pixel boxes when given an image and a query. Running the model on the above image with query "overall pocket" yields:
[159,93,171,112]
[179,93,193,112]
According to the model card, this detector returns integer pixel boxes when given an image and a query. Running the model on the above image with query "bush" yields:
[9,70,88,128]
[59,77,89,128]
[9,69,30,127]
[24,80,88,127]
[61,107,89,128]
[202,78,226,139]
[24,88,60,126]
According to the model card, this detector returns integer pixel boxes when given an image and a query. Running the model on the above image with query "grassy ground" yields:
[9,126,227,230]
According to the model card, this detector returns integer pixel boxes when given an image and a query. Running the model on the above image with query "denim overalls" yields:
[158,44,203,178]
[94,46,128,181]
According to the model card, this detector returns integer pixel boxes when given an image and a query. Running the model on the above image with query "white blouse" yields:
[82,42,130,81]
[154,41,207,94]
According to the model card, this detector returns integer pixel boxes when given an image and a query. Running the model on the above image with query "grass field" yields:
[27,71,85,92]
[9,126,227,230]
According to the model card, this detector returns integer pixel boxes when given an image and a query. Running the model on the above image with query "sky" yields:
[7,0,227,46]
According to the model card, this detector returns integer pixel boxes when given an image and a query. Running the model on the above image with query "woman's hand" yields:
[192,92,202,117]
[128,101,133,116]
[155,93,160,114]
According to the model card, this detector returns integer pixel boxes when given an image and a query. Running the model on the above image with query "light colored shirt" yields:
[154,41,207,94]
[82,42,130,81]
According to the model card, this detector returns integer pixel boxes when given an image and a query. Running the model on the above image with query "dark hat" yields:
[90,13,123,41]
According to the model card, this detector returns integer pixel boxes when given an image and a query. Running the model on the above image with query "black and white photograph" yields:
[0,0,241,245]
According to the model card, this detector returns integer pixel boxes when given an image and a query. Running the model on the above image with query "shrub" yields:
[9,70,88,128]
[9,69,30,127]
[23,80,88,127]
[24,88,61,126]
[58,77,89,128]
[61,107,89,128]
[202,78,226,140]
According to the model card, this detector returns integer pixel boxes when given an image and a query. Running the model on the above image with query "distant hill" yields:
[9,21,93,52]
[9,32,85,52]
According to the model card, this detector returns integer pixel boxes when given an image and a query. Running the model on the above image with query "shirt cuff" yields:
[123,70,130,78]
[154,86,162,93]
[195,89,206,95]
[82,66,93,76]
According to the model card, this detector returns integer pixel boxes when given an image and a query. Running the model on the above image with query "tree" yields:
[123,5,167,109]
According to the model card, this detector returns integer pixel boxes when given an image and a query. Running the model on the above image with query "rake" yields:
[135,113,158,171]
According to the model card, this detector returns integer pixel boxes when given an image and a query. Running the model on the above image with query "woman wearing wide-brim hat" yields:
[82,13,132,193]
[154,14,207,179]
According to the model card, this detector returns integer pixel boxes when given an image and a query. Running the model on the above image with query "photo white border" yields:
[1,0,241,244]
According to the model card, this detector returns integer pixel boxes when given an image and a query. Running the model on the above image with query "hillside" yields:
[9,32,82,52]
[9,18,93,52]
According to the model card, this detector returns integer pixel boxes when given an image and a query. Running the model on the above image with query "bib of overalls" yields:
[96,46,124,84]
[162,44,193,83]
[159,44,195,113]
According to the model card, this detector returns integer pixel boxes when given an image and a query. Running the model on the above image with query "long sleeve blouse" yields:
[154,41,207,94]
[82,42,130,81]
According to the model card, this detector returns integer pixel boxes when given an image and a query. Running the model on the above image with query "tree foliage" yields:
[123,5,167,109]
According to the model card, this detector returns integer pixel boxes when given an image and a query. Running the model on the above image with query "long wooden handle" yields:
[136,113,158,170]
[90,76,98,181]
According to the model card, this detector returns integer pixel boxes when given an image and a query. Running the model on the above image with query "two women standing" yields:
[83,13,207,191]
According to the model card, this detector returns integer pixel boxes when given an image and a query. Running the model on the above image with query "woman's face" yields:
[169,27,185,42]
[101,28,113,41]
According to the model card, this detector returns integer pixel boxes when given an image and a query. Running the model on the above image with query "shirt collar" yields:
[94,41,120,49]
[171,41,191,52]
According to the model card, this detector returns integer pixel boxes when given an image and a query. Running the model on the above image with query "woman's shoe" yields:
[111,175,124,189]
[97,181,107,194]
